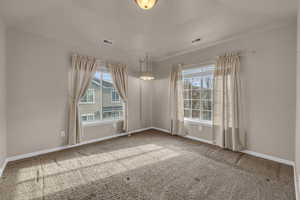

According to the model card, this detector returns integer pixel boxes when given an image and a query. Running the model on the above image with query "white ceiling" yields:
[0,0,297,61]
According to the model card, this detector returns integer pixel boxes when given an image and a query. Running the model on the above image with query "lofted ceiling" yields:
[0,0,297,61]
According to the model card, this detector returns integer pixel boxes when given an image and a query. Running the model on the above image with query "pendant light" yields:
[139,54,155,80]
[135,0,158,10]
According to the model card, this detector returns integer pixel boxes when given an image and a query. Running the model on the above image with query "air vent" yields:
[192,38,201,44]
[103,39,113,46]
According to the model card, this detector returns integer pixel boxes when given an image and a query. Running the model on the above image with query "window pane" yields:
[192,100,201,109]
[184,79,192,89]
[192,77,201,89]
[184,90,191,99]
[201,100,212,111]
[201,111,212,121]
[192,110,200,118]
[192,90,200,99]
[201,89,212,100]
[111,89,121,103]
[103,72,112,82]
[184,110,191,118]
[184,100,191,109]
[82,116,87,121]
[80,88,95,103]
[203,75,213,89]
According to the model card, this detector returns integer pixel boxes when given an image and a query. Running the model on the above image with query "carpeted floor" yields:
[0,130,295,200]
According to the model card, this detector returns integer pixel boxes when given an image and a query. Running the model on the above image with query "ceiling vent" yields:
[192,38,201,44]
[103,39,113,46]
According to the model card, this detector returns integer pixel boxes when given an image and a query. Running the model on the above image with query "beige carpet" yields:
[0,130,295,200]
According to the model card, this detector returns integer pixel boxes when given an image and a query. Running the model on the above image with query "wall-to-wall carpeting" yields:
[0,130,295,200]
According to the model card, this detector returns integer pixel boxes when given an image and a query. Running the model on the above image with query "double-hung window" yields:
[79,68,124,123]
[183,65,215,124]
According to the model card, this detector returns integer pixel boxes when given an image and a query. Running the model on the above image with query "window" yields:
[111,88,121,103]
[81,113,95,122]
[183,65,215,123]
[80,88,95,104]
[79,69,124,123]
[103,106,123,121]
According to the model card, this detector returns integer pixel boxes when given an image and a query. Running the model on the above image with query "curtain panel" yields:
[213,53,244,151]
[67,54,99,145]
[169,64,185,135]
[108,63,129,132]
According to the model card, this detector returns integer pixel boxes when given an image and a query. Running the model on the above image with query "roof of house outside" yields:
[91,79,114,88]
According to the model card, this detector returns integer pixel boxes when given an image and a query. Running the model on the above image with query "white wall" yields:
[6,29,152,156]
[153,23,297,161]
[0,18,7,167]
[295,0,300,195]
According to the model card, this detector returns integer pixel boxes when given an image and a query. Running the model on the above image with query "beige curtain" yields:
[169,64,185,135]
[213,53,244,151]
[68,54,99,145]
[108,63,129,132]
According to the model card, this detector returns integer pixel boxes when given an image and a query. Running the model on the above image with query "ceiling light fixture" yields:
[135,0,158,10]
[139,54,155,81]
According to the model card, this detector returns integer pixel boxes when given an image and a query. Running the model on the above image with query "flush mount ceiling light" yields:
[135,0,158,10]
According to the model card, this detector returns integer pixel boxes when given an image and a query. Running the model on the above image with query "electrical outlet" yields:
[60,131,66,137]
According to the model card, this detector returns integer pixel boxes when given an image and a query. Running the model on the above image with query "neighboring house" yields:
[79,78,123,122]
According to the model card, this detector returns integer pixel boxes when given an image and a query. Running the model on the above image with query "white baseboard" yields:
[129,127,152,134]
[0,127,152,176]
[241,150,294,166]
[184,135,213,144]
[150,127,171,134]
[150,127,212,144]
[294,165,299,200]
[151,126,294,166]
[0,159,8,177]
[7,132,129,162]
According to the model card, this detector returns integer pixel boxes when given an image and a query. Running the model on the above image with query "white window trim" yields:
[83,119,123,127]
[184,118,212,127]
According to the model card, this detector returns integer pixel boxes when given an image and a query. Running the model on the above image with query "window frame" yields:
[79,68,124,126]
[183,65,215,125]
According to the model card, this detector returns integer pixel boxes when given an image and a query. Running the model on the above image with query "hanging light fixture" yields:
[135,0,158,10]
[139,54,155,80]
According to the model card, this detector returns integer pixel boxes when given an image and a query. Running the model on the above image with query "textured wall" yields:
[153,23,297,161]
[6,29,152,156]
[0,17,7,167]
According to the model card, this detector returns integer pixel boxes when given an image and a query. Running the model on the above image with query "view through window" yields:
[183,65,215,123]
[79,69,123,123]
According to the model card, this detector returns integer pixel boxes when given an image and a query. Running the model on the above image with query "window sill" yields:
[184,119,212,127]
[79,102,95,105]
[83,119,123,127]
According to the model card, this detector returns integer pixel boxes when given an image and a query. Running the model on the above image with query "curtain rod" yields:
[71,53,124,66]
[181,50,256,68]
